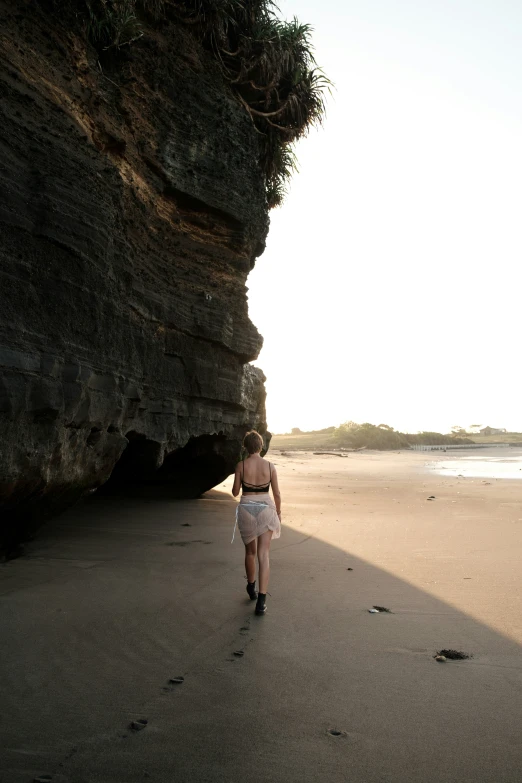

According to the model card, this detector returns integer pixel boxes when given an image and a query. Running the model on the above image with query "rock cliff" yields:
[0,1,271,554]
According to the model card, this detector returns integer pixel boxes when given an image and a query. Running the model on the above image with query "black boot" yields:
[255,593,267,615]
[246,581,258,601]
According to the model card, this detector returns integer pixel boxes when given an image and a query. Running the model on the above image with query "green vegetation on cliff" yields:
[57,0,330,207]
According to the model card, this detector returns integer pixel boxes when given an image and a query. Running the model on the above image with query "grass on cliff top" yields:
[470,432,522,444]
[271,431,338,451]
[55,0,331,208]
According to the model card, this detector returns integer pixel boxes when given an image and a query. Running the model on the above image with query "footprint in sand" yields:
[327,728,347,738]
[227,620,255,660]
[162,675,184,692]
[129,718,148,731]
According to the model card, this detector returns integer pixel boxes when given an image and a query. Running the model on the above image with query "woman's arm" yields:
[232,463,242,497]
[271,466,282,518]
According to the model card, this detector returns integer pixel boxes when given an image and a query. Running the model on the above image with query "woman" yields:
[232,430,281,615]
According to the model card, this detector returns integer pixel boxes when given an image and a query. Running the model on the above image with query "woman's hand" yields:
[232,464,241,497]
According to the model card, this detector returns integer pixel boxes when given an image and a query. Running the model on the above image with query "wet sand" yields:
[1,449,522,782]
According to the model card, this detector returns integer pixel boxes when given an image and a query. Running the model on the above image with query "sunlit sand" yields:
[258,448,522,645]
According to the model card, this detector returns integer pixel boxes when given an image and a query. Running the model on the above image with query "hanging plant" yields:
[56,0,331,206]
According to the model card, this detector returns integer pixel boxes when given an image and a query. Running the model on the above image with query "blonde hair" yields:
[243,430,264,455]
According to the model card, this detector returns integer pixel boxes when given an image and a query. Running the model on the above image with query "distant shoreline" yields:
[425,446,522,480]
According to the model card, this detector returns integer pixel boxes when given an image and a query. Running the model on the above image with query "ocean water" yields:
[430,448,522,479]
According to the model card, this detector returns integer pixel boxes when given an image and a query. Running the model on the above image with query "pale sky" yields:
[247,0,522,435]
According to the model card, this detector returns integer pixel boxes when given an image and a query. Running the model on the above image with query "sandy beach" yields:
[1,448,522,783]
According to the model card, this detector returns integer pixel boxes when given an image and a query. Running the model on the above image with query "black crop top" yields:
[241,460,272,493]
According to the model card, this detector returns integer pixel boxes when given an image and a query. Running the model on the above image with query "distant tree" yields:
[451,425,468,437]
[291,427,302,434]
[331,420,472,449]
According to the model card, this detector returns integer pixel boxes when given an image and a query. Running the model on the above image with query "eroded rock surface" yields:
[0,1,269,553]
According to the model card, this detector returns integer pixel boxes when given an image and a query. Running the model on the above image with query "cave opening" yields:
[104,431,163,485]
[102,432,238,498]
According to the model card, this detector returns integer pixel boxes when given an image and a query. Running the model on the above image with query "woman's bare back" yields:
[240,454,271,487]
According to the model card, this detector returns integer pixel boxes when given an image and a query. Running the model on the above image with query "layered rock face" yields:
[0,1,269,553]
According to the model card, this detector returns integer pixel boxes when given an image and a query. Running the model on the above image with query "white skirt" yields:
[232,493,281,545]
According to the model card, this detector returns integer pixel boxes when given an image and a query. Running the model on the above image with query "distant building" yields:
[480,426,507,435]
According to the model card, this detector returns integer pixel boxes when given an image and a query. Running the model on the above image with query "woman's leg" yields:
[257,530,273,594]
[245,539,257,583]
